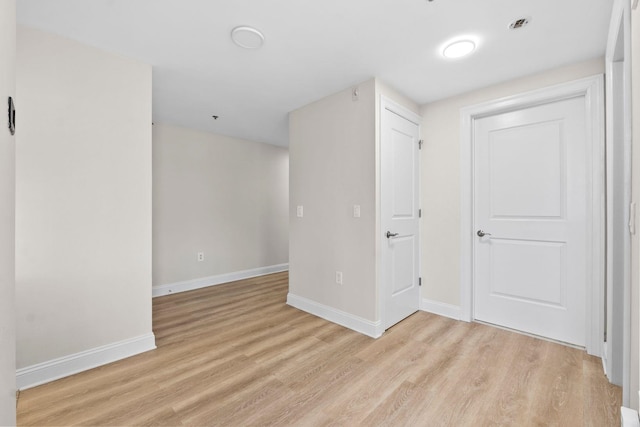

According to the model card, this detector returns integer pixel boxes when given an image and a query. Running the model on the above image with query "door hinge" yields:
[418,277,422,287]
[418,209,422,218]
[8,97,15,136]
[418,139,423,150]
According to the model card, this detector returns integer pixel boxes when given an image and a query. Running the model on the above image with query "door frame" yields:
[605,0,632,405]
[459,75,605,356]
[378,95,422,333]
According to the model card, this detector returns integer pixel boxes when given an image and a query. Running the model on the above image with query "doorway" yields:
[473,96,588,346]
[460,76,605,356]
[380,96,421,330]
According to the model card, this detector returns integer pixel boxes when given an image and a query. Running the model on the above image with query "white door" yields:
[474,96,587,346]
[381,102,420,330]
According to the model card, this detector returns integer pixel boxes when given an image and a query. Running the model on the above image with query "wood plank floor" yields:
[17,272,621,426]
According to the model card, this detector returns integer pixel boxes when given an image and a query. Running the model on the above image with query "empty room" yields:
[1,0,640,425]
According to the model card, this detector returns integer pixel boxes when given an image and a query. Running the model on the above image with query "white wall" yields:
[420,58,605,307]
[152,123,289,288]
[16,27,153,369]
[0,1,16,424]
[289,78,419,330]
[289,79,377,322]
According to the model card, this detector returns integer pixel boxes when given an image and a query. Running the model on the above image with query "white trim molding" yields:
[287,293,383,338]
[420,298,462,321]
[380,96,422,126]
[621,407,640,427]
[459,74,605,357]
[152,263,289,297]
[605,0,633,403]
[16,333,156,390]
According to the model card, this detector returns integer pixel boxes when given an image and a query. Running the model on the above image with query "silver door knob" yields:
[477,230,492,237]
[386,231,399,238]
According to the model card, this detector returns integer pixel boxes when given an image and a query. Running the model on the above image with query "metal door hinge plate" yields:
[8,97,15,136]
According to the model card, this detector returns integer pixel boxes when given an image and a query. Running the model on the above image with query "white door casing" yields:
[460,75,605,356]
[0,0,16,423]
[474,97,587,346]
[380,97,421,330]
[605,0,632,405]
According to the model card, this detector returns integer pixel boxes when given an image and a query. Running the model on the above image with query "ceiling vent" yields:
[509,17,530,30]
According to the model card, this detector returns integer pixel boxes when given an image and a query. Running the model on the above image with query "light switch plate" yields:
[296,205,304,218]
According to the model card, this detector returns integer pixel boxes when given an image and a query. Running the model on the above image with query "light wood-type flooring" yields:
[17,271,621,426]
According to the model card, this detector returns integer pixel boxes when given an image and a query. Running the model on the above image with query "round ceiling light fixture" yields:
[231,26,265,49]
[442,39,476,59]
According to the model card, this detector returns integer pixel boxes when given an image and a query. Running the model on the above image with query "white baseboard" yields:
[287,293,383,338]
[621,407,640,427]
[153,263,289,297]
[17,333,156,390]
[420,298,462,321]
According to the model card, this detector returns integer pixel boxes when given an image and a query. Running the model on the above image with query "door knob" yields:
[477,230,492,237]
[386,231,399,238]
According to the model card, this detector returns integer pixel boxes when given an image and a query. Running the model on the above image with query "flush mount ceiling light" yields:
[231,26,265,49]
[442,39,476,59]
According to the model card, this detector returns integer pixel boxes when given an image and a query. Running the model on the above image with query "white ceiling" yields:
[17,0,613,147]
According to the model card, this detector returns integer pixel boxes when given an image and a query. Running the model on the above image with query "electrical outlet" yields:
[197,252,204,262]
[353,204,361,218]
[335,271,343,285]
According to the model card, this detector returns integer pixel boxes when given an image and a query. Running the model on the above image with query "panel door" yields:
[381,107,420,330]
[474,96,587,346]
